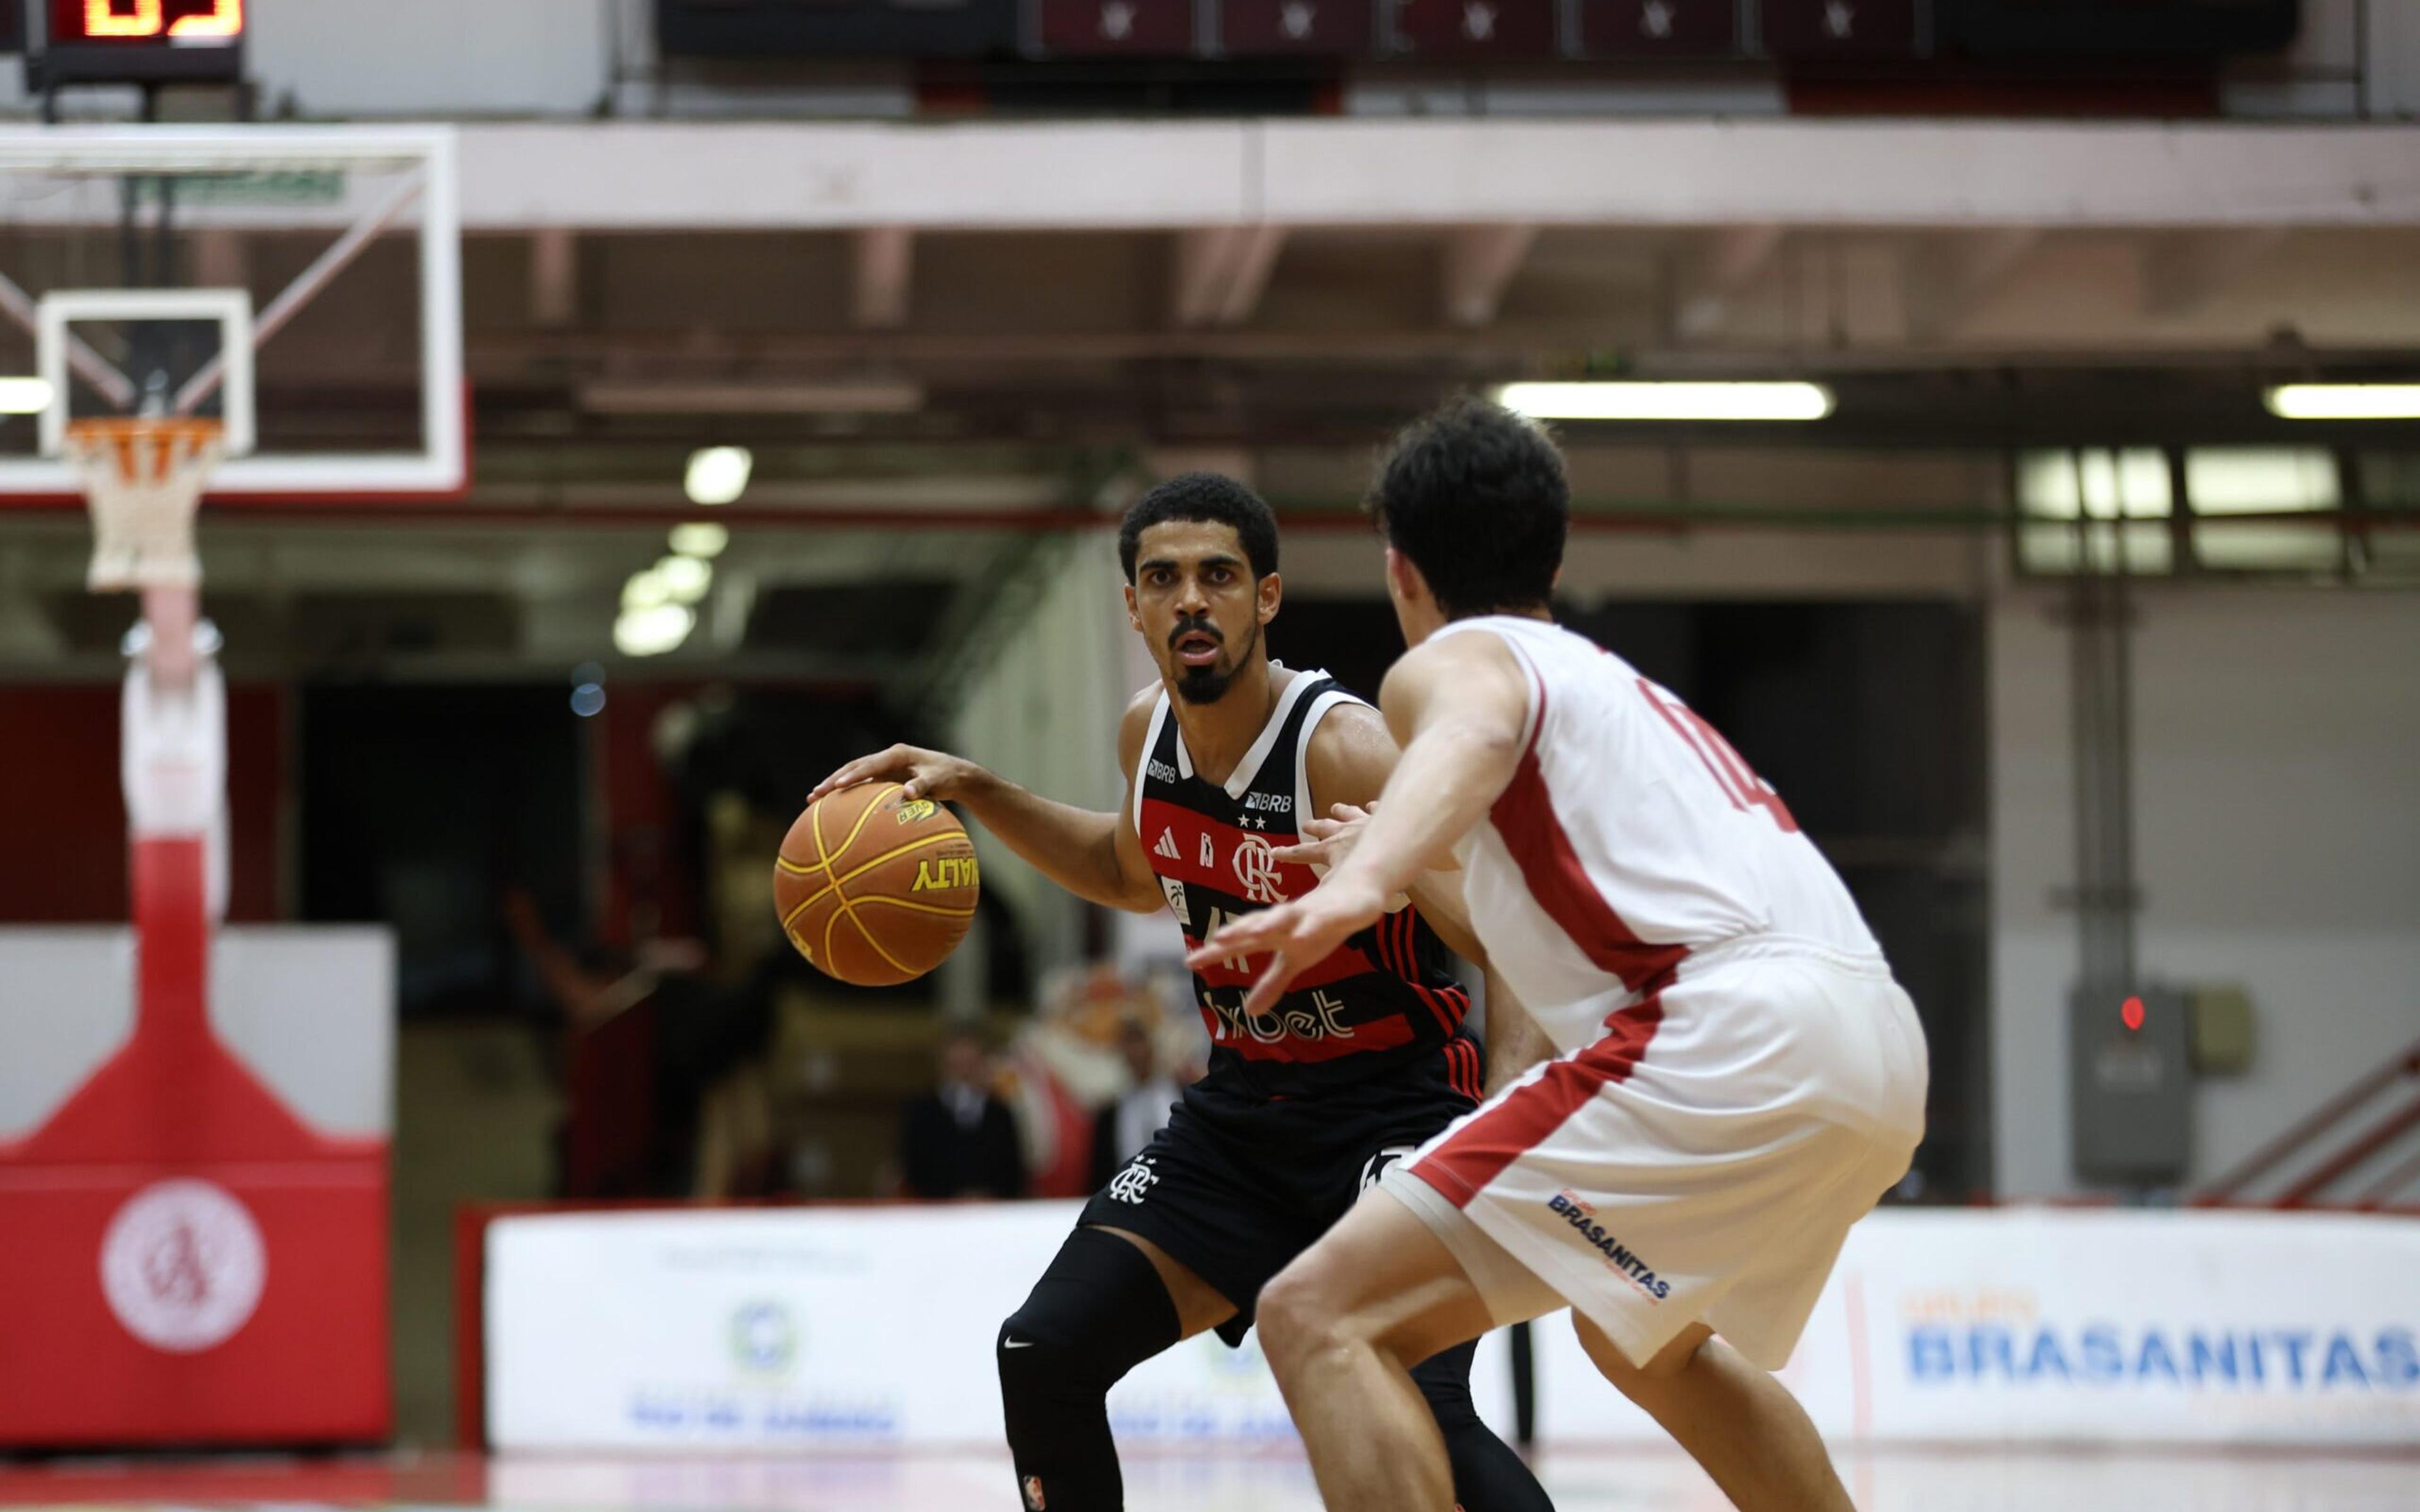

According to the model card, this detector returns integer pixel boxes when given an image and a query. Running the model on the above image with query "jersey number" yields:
[1637,679,1799,833]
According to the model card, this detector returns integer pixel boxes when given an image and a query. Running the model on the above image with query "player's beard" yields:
[1172,618,1259,705]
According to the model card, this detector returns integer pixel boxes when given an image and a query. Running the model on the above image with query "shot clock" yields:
[34,0,246,89]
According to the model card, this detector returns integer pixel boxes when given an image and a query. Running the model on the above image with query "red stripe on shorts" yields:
[1488,676,1688,996]
[1409,994,1664,1208]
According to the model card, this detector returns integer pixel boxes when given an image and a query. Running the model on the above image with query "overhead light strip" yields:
[1494,381,1835,423]
[2264,384,2420,421]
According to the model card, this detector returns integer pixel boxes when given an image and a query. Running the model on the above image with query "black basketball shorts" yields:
[1075,1070,1477,1347]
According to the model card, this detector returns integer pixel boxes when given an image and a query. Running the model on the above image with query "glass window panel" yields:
[2019,448,2171,520]
[2185,447,2339,515]
[2019,520,2174,575]
[2196,523,2342,573]
[2354,452,2420,510]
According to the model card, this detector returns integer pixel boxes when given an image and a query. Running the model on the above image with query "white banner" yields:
[1529,1207,2420,1447]
[486,1201,1509,1451]
[485,1203,2419,1452]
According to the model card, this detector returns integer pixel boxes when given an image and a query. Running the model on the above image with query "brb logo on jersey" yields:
[1231,835,1284,905]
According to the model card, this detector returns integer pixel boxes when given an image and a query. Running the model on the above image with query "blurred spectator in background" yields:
[899,1028,1027,1199]
[1090,1017,1179,1190]
[504,886,781,1199]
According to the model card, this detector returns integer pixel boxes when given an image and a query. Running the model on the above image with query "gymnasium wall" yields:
[943,532,1133,980]
[1991,587,2420,1198]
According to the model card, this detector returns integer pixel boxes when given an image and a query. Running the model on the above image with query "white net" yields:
[68,417,224,592]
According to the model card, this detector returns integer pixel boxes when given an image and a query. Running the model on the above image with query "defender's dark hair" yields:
[1368,398,1568,619]
[1118,473,1280,583]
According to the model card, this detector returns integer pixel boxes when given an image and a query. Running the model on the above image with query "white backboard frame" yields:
[37,287,257,459]
[0,124,463,503]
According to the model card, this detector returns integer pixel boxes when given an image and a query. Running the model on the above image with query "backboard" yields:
[0,125,463,505]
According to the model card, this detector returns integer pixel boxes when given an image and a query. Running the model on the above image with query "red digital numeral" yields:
[1637,679,1799,833]
[78,0,240,38]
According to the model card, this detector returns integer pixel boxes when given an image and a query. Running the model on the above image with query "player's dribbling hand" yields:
[806,744,980,806]
[1187,874,1390,1020]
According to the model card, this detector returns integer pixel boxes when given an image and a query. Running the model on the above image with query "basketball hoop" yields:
[66,415,224,593]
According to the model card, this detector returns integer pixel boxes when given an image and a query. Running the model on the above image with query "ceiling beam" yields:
[530,227,578,328]
[1173,226,1288,328]
[1674,223,1785,336]
[452,120,2420,231]
[853,226,915,329]
[1218,224,1286,326]
[1441,224,1538,327]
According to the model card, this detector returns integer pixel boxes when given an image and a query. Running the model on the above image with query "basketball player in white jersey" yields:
[1191,399,1929,1512]
[808,474,1552,1512]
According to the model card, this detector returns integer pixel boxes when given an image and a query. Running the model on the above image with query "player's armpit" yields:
[1480,968,1555,1093]
[1405,870,1483,965]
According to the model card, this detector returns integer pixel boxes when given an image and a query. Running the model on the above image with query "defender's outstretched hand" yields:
[808,743,981,806]
[1268,801,1373,870]
[1187,874,1390,1019]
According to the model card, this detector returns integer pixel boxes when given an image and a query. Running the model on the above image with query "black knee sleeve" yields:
[1413,1340,1556,1512]
[998,1227,1183,1512]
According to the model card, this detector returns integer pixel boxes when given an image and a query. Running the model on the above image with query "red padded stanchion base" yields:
[0,838,392,1446]
[0,1167,390,1445]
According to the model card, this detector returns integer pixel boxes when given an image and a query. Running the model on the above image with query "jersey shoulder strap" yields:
[1131,689,1174,837]
[1289,676,1369,844]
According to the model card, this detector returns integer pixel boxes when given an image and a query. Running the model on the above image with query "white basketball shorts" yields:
[1379,936,1928,1372]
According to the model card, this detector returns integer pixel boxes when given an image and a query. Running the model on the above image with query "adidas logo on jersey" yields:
[1153,828,1181,861]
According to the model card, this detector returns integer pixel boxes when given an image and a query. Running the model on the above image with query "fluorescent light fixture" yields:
[685,446,752,507]
[2263,384,2420,421]
[614,603,694,658]
[0,376,52,414]
[622,568,671,612]
[669,521,729,559]
[1494,381,1835,422]
[654,554,712,604]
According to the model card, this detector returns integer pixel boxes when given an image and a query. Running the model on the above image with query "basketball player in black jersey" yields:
[809,474,1553,1512]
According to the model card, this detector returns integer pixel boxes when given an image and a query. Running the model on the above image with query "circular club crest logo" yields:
[98,1178,267,1353]
[730,1300,798,1377]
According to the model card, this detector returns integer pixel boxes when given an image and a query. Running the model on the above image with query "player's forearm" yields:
[955,768,1156,912]
[1328,721,1519,907]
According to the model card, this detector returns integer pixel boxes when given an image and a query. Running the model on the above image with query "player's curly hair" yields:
[1368,397,1567,619]
[1118,472,1280,583]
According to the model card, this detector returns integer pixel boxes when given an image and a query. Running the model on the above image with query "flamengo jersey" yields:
[1134,667,1482,1102]
[1438,617,1884,1057]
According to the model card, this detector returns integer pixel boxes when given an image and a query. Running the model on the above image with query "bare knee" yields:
[1257,1257,1344,1374]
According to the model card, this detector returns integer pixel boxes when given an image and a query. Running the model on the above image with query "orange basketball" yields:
[774,781,980,987]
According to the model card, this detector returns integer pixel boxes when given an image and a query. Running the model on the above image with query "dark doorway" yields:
[298,685,587,1018]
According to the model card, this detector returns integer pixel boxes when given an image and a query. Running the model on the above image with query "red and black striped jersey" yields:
[1132,667,1482,1103]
